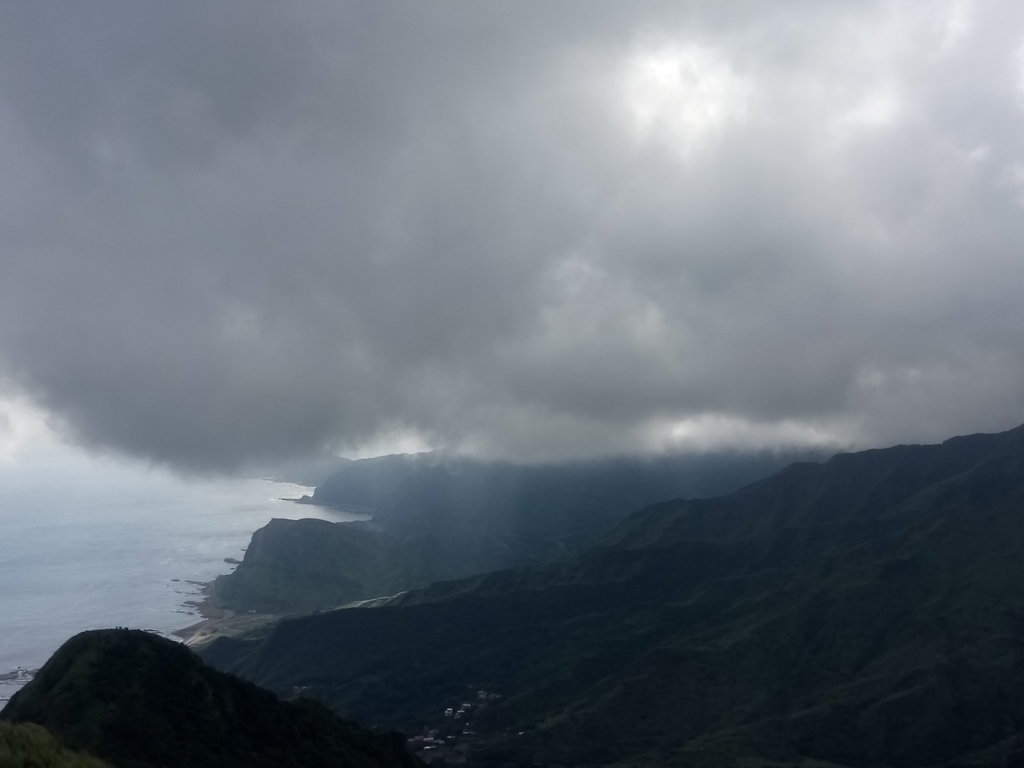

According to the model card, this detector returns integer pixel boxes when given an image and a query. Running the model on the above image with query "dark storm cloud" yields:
[1,0,1023,470]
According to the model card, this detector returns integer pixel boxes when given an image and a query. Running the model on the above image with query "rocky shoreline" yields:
[0,667,37,703]
[172,582,280,649]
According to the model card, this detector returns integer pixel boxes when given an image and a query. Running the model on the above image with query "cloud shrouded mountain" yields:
[1,1,1023,470]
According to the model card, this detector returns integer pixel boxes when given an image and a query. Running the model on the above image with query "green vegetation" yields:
[0,723,110,768]
[204,424,1024,767]
[1,629,420,768]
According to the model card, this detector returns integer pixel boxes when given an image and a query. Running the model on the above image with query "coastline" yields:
[0,475,342,705]
[172,581,280,649]
[0,668,37,704]
[286,495,375,517]
[172,503,374,650]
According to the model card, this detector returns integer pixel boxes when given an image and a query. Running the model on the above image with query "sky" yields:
[1,0,1023,473]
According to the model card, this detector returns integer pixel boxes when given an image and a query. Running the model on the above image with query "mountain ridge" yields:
[203,424,1024,767]
[212,449,824,616]
[213,517,575,614]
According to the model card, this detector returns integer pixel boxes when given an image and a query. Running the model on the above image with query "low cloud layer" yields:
[1,1,1023,470]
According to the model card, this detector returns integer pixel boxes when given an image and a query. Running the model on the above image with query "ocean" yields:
[0,452,366,703]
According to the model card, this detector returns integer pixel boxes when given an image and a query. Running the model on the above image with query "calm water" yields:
[0,454,366,702]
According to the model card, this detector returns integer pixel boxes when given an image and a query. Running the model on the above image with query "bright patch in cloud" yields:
[620,42,749,158]
[643,414,857,454]
[939,0,974,53]
[840,86,903,133]
[0,395,62,462]
[338,425,434,460]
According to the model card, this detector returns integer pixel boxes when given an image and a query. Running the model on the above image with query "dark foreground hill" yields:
[205,425,1024,767]
[1,629,419,768]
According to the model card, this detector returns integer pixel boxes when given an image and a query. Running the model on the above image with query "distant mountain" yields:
[309,450,828,539]
[216,450,821,615]
[1,629,419,768]
[205,424,1024,767]
[213,518,572,614]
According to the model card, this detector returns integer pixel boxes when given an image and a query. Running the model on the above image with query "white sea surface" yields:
[0,451,367,703]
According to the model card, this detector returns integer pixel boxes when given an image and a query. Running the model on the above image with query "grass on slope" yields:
[0,722,110,768]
